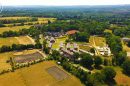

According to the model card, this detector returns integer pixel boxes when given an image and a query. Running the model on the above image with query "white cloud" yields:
[1,0,130,6]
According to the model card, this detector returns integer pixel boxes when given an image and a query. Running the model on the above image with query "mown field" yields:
[52,36,68,49]
[0,36,35,47]
[89,36,106,47]
[0,61,82,86]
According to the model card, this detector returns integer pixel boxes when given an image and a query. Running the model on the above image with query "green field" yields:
[0,61,82,86]
[52,36,68,49]
[89,36,106,47]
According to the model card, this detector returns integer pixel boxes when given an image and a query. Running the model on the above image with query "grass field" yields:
[52,36,68,49]
[89,36,106,47]
[0,61,82,86]
[104,29,112,33]
[0,26,31,34]
[0,52,13,70]
[0,36,35,47]
[114,67,130,86]
[79,43,92,51]
[0,49,42,70]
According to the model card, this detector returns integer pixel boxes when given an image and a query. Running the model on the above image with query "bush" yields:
[122,60,130,75]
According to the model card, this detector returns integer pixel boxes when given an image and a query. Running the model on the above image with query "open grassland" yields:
[0,49,42,71]
[0,37,19,47]
[0,61,82,86]
[0,36,35,47]
[89,36,106,47]
[114,67,130,86]
[0,26,31,34]
[52,36,68,49]
[0,52,13,70]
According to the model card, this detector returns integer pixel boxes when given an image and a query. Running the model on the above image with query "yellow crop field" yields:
[0,61,82,86]
[0,52,13,70]
[0,25,31,34]
[0,36,35,47]
[0,17,30,20]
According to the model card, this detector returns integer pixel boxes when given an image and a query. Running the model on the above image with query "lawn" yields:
[89,36,106,47]
[0,25,31,34]
[0,36,35,47]
[79,43,92,51]
[114,67,130,86]
[104,29,112,33]
[52,36,68,49]
[0,61,82,86]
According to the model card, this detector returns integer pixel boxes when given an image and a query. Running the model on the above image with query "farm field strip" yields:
[0,25,31,34]
[0,36,34,47]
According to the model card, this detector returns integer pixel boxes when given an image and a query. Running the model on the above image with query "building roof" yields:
[66,30,78,35]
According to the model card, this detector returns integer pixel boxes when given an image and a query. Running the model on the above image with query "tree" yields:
[122,60,130,75]
[51,50,60,60]
[73,52,80,63]
[127,41,130,47]
[90,48,95,54]
[73,32,90,42]
[80,53,93,68]
[116,51,127,66]
[94,56,103,67]
[87,72,105,86]
[101,67,116,81]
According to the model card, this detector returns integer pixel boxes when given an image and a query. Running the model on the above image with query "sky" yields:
[1,0,130,6]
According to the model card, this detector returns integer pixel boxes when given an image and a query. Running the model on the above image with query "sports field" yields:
[0,61,82,86]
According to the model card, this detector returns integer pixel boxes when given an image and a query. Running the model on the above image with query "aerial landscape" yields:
[0,0,130,86]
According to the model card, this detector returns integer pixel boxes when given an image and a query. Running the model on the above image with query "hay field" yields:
[0,37,19,47]
[0,26,31,34]
[0,36,35,47]
[0,52,13,70]
[0,61,82,86]
[0,17,29,20]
